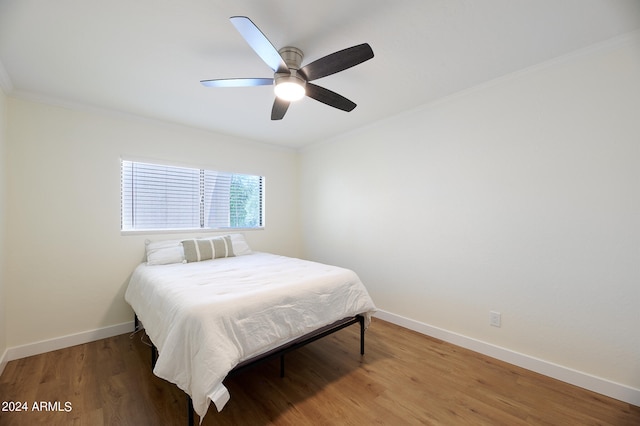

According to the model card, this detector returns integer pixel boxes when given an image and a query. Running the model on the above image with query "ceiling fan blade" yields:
[299,43,374,82]
[200,78,274,87]
[271,97,290,120]
[230,16,288,74]
[305,83,356,112]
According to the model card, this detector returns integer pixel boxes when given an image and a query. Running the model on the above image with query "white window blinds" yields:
[121,160,264,231]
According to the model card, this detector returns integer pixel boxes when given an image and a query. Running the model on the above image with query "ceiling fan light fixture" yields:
[274,74,306,101]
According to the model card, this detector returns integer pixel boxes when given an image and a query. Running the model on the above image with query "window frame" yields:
[120,158,265,235]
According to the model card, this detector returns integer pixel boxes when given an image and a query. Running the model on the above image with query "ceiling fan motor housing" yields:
[274,71,306,88]
[279,46,304,70]
[274,46,306,99]
[276,46,306,88]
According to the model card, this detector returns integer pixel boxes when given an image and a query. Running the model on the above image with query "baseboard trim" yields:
[3,314,638,407]
[0,348,8,377]
[4,321,135,363]
[374,310,640,407]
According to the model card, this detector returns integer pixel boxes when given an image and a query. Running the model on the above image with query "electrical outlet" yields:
[490,311,501,327]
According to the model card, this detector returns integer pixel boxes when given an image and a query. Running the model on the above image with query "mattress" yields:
[124,251,376,420]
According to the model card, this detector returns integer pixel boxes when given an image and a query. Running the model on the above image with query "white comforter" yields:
[124,252,376,420]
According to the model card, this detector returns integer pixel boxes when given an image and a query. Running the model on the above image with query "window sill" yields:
[120,227,264,236]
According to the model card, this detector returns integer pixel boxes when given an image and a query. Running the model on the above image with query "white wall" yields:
[0,87,7,366]
[300,34,640,391]
[5,99,300,348]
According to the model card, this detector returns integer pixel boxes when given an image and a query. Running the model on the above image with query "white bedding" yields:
[124,252,376,420]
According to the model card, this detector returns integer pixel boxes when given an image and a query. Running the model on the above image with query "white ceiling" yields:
[1,0,639,149]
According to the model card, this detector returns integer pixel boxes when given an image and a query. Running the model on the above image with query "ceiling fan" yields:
[200,16,374,120]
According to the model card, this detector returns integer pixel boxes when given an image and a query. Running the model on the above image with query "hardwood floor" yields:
[1,318,638,425]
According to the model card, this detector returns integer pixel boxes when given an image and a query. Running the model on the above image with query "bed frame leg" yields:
[151,344,158,369]
[187,395,194,426]
[359,315,365,355]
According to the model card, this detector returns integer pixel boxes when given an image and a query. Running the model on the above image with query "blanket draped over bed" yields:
[125,252,376,420]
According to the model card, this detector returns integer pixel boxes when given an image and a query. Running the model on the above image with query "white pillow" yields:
[145,234,250,265]
[229,233,252,256]
[145,239,186,265]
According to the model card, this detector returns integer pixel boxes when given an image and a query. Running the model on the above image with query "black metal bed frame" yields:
[135,314,366,425]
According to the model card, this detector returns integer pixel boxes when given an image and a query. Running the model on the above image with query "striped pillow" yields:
[181,236,235,263]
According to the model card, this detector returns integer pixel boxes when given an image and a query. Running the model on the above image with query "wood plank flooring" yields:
[1,318,638,425]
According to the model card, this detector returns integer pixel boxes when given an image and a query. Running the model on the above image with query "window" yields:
[121,160,264,231]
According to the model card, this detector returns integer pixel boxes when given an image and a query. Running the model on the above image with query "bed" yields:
[124,234,377,423]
